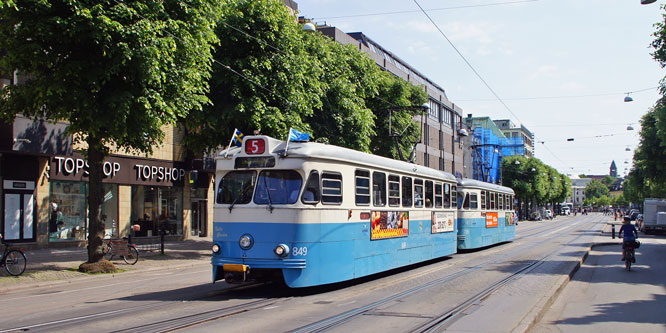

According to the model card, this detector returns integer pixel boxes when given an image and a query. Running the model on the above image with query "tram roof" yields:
[457,178,515,194]
[218,136,457,182]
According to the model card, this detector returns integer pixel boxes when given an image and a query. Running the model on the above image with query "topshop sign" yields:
[50,153,187,186]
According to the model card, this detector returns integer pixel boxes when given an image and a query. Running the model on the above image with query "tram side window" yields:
[402,177,413,207]
[435,183,443,208]
[302,171,320,204]
[425,180,434,208]
[495,192,499,210]
[470,193,478,209]
[217,171,256,204]
[373,172,386,207]
[414,179,424,208]
[443,183,451,209]
[499,194,504,210]
[481,191,486,210]
[490,192,495,210]
[388,175,400,207]
[462,192,470,210]
[510,195,514,210]
[321,172,343,205]
[485,191,491,211]
[355,170,370,206]
[451,186,457,208]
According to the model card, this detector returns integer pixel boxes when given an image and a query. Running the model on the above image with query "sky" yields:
[297,0,666,178]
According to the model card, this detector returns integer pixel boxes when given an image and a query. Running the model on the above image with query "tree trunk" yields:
[86,136,105,263]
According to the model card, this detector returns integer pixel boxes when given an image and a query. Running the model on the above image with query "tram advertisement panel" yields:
[371,211,409,240]
[505,212,515,226]
[485,212,499,228]
[431,211,455,233]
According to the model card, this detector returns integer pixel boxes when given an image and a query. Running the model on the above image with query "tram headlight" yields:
[274,244,290,257]
[239,234,254,250]
[211,244,220,254]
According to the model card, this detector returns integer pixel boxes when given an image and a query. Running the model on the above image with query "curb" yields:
[515,239,620,332]
[0,257,211,294]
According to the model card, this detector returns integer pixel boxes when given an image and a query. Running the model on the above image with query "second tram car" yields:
[456,179,516,249]
[211,135,460,288]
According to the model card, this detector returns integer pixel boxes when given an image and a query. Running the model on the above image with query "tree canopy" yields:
[181,0,427,158]
[0,0,221,264]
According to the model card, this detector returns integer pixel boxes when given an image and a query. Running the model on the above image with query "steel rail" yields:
[289,216,603,333]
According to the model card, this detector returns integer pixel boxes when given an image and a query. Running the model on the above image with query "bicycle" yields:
[102,238,139,265]
[0,234,27,276]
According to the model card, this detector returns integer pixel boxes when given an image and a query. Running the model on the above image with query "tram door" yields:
[2,180,36,242]
[191,200,207,237]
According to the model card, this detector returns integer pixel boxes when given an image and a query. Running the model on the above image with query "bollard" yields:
[160,233,165,255]
[611,224,616,239]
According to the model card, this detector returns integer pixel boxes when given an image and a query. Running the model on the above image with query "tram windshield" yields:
[217,171,256,204]
[254,170,303,205]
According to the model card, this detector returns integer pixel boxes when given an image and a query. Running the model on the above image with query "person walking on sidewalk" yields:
[619,216,638,262]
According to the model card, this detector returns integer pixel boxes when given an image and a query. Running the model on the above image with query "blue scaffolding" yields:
[472,128,524,184]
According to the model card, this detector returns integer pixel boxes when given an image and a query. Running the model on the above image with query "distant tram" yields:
[456,179,516,249]
[211,135,514,288]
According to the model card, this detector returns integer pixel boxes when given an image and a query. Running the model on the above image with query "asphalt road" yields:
[0,214,619,333]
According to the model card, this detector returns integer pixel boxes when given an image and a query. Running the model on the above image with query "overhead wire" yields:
[456,86,659,102]
[313,0,539,20]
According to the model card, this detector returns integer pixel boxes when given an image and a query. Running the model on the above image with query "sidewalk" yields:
[0,237,213,293]
[533,218,666,332]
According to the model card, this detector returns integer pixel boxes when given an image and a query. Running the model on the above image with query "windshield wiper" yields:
[262,176,274,213]
[229,182,253,213]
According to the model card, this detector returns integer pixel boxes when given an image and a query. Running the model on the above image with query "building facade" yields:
[493,119,534,157]
[317,26,466,176]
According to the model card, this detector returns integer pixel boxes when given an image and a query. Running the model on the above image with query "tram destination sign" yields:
[49,152,187,186]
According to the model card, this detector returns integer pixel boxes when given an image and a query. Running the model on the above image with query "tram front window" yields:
[254,170,303,204]
[217,171,256,204]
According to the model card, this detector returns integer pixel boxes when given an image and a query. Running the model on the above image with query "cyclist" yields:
[619,216,638,262]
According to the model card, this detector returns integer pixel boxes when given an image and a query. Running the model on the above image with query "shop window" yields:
[131,186,183,237]
[49,181,118,242]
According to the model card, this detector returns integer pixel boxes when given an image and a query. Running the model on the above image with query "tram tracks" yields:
[2,217,605,333]
[0,282,268,333]
[289,217,603,333]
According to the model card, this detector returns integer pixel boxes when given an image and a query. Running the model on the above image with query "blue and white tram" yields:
[456,179,516,249]
[211,135,459,288]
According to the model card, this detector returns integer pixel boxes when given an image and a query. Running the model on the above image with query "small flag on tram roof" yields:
[288,128,310,142]
[231,129,245,147]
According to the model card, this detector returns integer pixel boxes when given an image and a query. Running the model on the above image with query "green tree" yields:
[366,72,427,160]
[183,0,385,154]
[584,179,610,200]
[0,0,220,265]
[182,0,323,152]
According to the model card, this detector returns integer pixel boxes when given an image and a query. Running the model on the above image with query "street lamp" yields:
[624,94,633,102]
[641,0,657,4]
[302,22,316,32]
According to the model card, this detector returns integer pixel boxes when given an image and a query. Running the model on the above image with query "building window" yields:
[131,186,183,236]
[442,108,452,125]
[429,99,440,120]
[49,181,119,242]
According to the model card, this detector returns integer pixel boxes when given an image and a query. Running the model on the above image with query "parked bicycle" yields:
[0,233,27,276]
[101,237,139,265]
